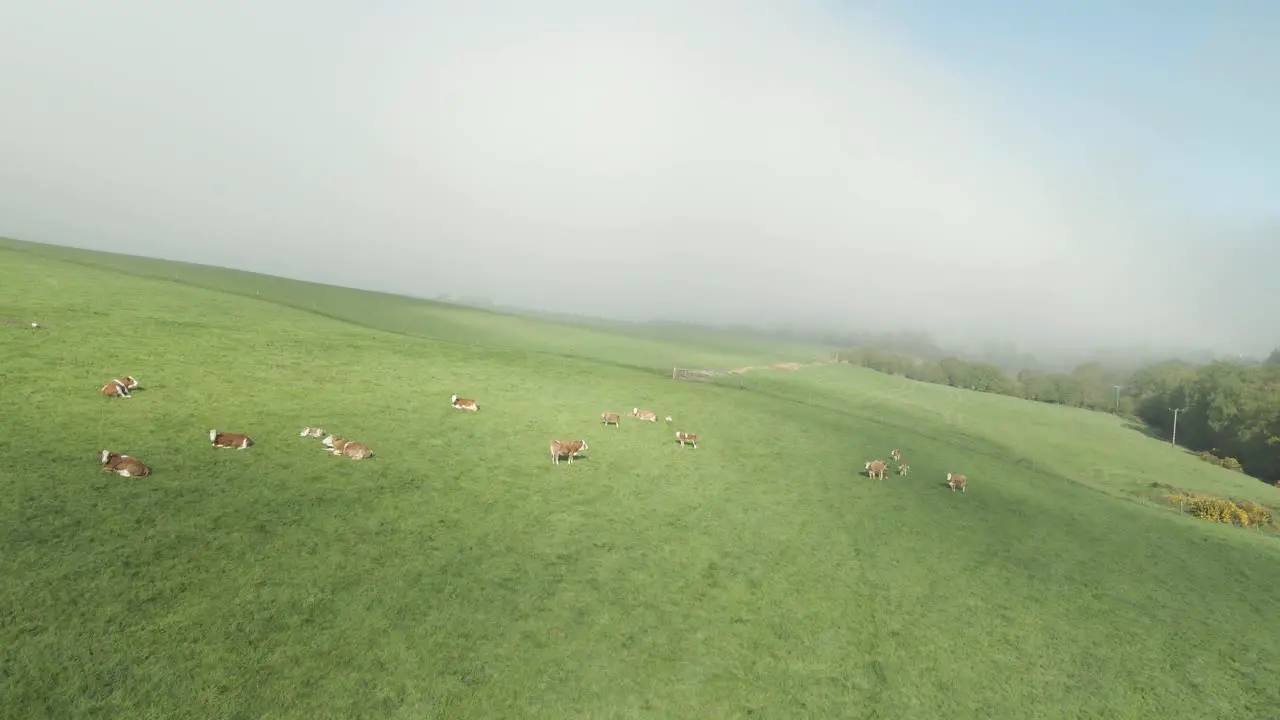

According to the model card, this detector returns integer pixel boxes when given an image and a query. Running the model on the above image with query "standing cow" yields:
[550,439,588,465]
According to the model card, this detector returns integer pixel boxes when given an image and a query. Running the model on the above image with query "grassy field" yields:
[0,237,829,374]
[2,242,1280,719]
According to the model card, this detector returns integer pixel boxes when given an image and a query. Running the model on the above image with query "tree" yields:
[1070,362,1108,409]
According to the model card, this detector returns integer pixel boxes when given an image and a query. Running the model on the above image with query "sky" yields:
[1,0,1275,358]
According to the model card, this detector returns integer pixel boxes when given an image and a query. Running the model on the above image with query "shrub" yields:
[1236,501,1272,527]
[1189,497,1250,526]
[1195,450,1219,464]
[1162,492,1273,529]
[1191,450,1245,473]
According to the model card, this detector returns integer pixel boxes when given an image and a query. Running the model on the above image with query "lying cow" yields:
[299,427,326,437]
[99,380,131,398]
[629,408,657,422]
[601,411,621,427]
[865,460,887,480]
[451,394,479,411]
[550,439,588,465]
[322,435,373,460]
[675,431,698,449]
[101,450,151,478]
[209,429,253,449]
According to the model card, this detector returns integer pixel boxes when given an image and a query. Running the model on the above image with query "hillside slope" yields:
[2,245,1279,719]
[0,237,829,373]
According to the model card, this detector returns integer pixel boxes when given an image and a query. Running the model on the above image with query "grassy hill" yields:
[2,240,1279,719]
[0,237,829,374]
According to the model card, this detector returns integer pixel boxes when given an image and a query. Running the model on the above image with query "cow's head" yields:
[209,429,217,442]
[101,449,111,464]
[322,435,335,447]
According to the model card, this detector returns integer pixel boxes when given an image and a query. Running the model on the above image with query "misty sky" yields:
[2,0,1276,356]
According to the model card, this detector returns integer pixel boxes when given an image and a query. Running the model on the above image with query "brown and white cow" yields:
[451,394,479,411]
[322,435,373,460]
[100,449,151,477]
[99,380,131,398]
[340,441,374,460]
[550,439,588,465]
[630,408,657,422]
[675,431,698,449]
[865,460,887,480]
[890,449,901,462]
[947,472,967,492]
[210,429,253,449]
[896,463,910,476]
[601,412,620,427]
[299,427,326,437]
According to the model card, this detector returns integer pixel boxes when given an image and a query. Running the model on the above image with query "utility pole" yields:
[1112,385,1123,411]
[1169,407,1187,446]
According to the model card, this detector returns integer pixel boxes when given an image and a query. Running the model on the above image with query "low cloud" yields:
[0,0,1270,357]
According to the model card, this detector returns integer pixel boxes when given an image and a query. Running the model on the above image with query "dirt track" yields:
[726,359,836,375]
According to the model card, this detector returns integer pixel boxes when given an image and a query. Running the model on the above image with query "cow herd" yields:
[95,372,966,490]
[548,407,696,465]
[95,376,701,478]
[865,448,969,493]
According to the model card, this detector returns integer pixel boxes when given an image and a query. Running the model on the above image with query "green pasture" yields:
[1,243,1278,719]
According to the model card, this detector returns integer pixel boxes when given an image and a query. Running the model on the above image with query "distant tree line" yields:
[835,346,1280,483]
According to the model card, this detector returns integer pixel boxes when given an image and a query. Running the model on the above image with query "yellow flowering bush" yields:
[1190,497,1249,526]
[1236,501,1271,527]
[1162,492,1273,529]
